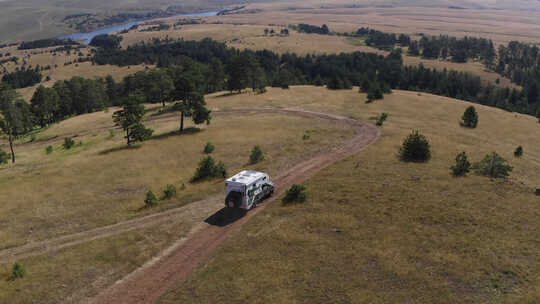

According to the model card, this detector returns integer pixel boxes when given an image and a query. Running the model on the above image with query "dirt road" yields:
[91,108,381,304]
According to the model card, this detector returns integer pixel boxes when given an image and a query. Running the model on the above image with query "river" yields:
[60,11,219,44]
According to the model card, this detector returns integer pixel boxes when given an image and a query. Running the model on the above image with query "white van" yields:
[225,170,274,210]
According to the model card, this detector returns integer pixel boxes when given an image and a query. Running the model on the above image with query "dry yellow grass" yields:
[0,101,353,250]
[160,86,540,304]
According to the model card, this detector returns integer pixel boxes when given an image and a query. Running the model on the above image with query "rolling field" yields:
[159,87,540,303]
[0,86,538,303]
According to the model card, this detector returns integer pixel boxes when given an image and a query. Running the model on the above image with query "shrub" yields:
[63,137,75,149]
[283,184,307,204]
[450,151,471,177]
[191,156,227,182]
[536,188,540,196]
[249,145,265,164]
[514,146,523,157]
[45,145,53,154]
[204,142,215,154]
[12,263,25,279]
[473,152,513,178]
[399,130,431,162]
[0,148,8,164]
[303,133,311,140]
[163,185,177,200]
[376,112,389,126]
[461,106,478,128]
[144,190,158,207]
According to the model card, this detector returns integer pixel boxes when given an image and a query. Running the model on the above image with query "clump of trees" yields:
[473,152,513,178]
[461,106,479,128]
[18,38,78,50]
[282,184,307,204]
[191,156,227,182]
[112,99,153,146]
[450,152,471,177]
[249,145,265,164]
[399,130,431,162]
[293,24,330,35]
[2,66,42,89]
[0,85,33,163]
[89,34,123,49]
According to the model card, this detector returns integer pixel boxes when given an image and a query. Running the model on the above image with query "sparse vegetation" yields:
[144,190,158,207]
[204,142,215,154]
[450,151,471,177]
[473,152,513,178]
[282,184,307,204]
[249,145,265,164]
[514,146,523,157]
[461,106,479,128]
[63,137,75,149]
[399,130,431,162]
[45,145,53,154]
[162,185,177,200]
[11,263,25,279]
[375,112,388,126]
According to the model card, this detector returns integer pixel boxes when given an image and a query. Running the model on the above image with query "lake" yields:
[60,11,219,44]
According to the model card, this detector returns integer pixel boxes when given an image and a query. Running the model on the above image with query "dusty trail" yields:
[92,108,381,304]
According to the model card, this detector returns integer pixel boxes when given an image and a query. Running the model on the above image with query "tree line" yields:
[1,66,42,89]
[18,38,79,50]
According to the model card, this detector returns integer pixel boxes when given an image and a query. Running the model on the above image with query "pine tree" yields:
[112,98,153,145]
[461,106,479,128]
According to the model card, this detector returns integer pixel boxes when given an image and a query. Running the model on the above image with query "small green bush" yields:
[191,156,227,182]
[536,188,540,196]
[461,106,479,128]
[144,190,158,207]
[63,137,75,149]
[163,185,177,200]
[399,130,431,162]
[303,133,311,140]
[204,142,215,154]
[12,263,25,279]
[45,145,53,154]
[0,148,8,164]
[376,112,389,126]
[514,146,523,157]
[473,152,513,178]
[283,184,307,204]
[249,145,265,164]
[450,151,471,177]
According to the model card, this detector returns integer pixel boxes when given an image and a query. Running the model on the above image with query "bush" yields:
[0,148,8,164]
[191,156,227,182]
[12,263,25,279]
[144,190,158,207]
[63,137,75,149]
[514,146,523,157]
[461,106,478,128]
[536,188,540,196]
[399,130,431,162]
[283,184,307,204]
[450,151,471,177]
[303,133,311,140]
[204,142,215,154]
[473,152,513,178]
[163,184,177,200]
[249,145,265,164]
[376,112,389,126]
[45,145,53,154]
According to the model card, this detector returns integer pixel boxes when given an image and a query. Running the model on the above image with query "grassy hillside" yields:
[159,87,540,303]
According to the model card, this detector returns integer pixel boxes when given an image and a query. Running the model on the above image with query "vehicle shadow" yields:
[205,207,246,227]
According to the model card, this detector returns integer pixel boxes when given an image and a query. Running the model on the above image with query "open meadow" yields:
[0,86,538,303]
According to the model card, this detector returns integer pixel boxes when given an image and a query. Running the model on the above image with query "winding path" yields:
[0,108,380,303]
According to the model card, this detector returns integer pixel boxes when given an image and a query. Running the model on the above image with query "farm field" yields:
[0,87,538,303]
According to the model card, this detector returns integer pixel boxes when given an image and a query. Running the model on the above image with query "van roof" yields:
[226,170,266,185]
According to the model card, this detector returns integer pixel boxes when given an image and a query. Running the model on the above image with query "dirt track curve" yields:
[91,108,381,304]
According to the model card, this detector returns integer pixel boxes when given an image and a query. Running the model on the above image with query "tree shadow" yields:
[149,127,202,141]
[98,144,142,155]
[205,207,246,227]
[213,91,243,98]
